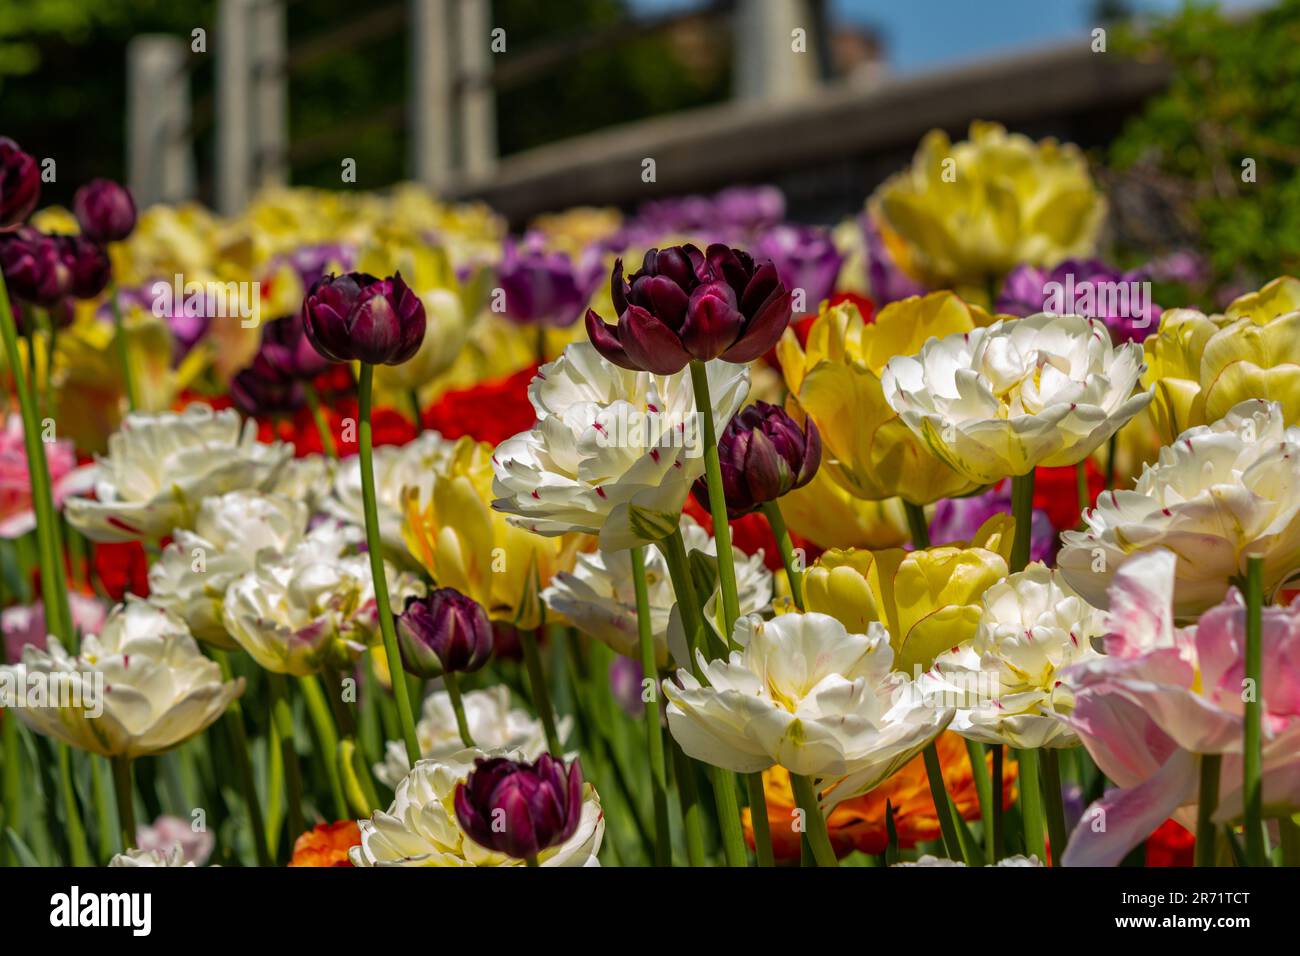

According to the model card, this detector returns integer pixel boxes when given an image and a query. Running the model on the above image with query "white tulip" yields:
[222,522,423,675]
[372,685,569,789]
[148,491,308,648]
[349,748,604,867]
[542,515,772,667]
[662,611,950,805]
[108,847,194,867]
[1059,398,1300,621]
[893,854,1042,867]
[268,453,336,513]
[881,313,1151,483]
[65,404,292,542]
[491,343,750,551]
[924,563,1104,749]
[0,599,243,758]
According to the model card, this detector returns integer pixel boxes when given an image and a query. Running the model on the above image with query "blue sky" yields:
[633,0,1267,72]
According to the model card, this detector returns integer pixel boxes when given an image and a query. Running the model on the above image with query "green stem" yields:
[111,755,136,852]
[762,500,803,611]
[1017,748,1047,862]
[661,528,704,673]
[991,744,1005,860]
[214,650,271,866]
[1243,555,1267,866]
[745,771,774,867]
[965,739,995,864]
[357,363,420,764]
[442,672,476,749]
[108,284,139,411]
[1041,747,1069,865]
[298,674,348,820]
[1278,816,1300,866]
[268,674,305,847]
[1196,753,1221,867]
[1009,471,1037,573]
[1104,433,1118,490]
[90,757,115,860]
[407,388,424,433]
[302,381,338,458]
[57,745,91,865]
[688,361,740,634]
[630,546,671,866]
[707,765,748,867]
[789,774,837,867]
[671,739,707,866]
[922,741,967,863]
[519,627,562,756]
[903,500,929,549]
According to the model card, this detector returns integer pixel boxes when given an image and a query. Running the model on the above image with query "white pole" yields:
[456,0,497,180]
[410,0,455,191]
[733,0,818,103]
[216,0,254,214]
[252,0,289,188]
[127,36,195,207]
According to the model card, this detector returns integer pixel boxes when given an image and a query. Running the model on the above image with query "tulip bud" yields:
[301,271,426,366]
[73,178,137,243]
[454,754,584,861]
[56,234,111,299]
[230,352,304,417]
[0,138,40,230]
[0,228,69,305]
[397,588,493,678]
[258,313,333,380]
[586,242,792,374]
[692,400,821,518]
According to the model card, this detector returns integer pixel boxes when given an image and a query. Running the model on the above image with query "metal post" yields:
[126,36,195,207]
[216,0,254,214]
[410,0,455,190]
[252,0,289,188]
[456,0,497,180]
[733,0,819,103]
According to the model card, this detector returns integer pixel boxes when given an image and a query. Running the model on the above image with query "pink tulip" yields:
[1,593,108,662]
[1060,549,1300,866]
[0,414,95,539]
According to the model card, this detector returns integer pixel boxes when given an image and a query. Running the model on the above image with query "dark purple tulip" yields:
[231,352,304,417]
[397,588,493,678]
[753,224,844,312]
[73,179,137,243]
[497,236,599,328]
[12,297,74,335]
[56,234,111,299]
[692,400,821,519]
[585,243,792,374]
[0,228,68,305]
[259,313,334,379]
[0,138,40,231]
[454,754,584,860]
[301,271,425,366]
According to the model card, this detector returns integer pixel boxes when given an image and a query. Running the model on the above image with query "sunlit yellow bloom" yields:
[778,466,909,551]
[778,293,992,504]
[797,515,1013,673]
[401,436,583,629]
[871,121,1105,295]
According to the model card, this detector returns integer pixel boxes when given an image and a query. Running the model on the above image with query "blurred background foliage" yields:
[1110,0,1300,292]
[0,0,728,205]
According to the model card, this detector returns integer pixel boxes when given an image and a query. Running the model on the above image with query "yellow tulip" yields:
[779,292,991,505]
[777,459,910,551]
[401,436,584,629]
[1142,276,1300,442]
[872,121,1105,295]
[797,515,1013,673]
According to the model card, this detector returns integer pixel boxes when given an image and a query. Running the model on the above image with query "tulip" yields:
[691,400,820,519]
[135,815,215,866]
[871,121,1105,295]
[798,514,1013,673]
[257,312,334,380]
[351,748,604,866]
[997,259,1162,344]
[64,404,293,542]
[585,243,792,374]
[397,588,493,678]
[0,228,68,305]
[301,271,426,366]
[73,179,137,243]
[454,753,585,862]
[0,137,40,230]
[108,848,195,867]
[288,820,360,867]
[1059,398,1300,622]
[489,341,750,552]
[881,313,1152,485]
[230,352,304,417]
[752,224,844,311]
[56,234,111,299]
[372,685,567,789]
[497,235,600,328]
[778,293,988,505]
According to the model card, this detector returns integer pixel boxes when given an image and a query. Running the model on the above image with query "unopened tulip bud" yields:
[73,178,137,243]
[397,587,493,678]
[692,400,821,518]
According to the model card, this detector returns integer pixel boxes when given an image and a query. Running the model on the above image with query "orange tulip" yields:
[288,820,360,867]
